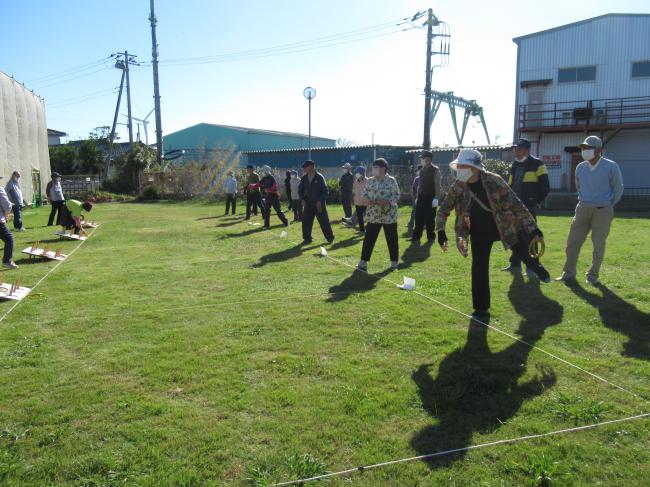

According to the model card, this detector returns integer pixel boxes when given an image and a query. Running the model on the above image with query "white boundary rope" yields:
[271,412,650,486]
[0,226,100,325]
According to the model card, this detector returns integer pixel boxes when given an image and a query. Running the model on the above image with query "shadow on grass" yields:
[215,217,245,228]
[326,268,393,303]
[400,240,433,270]
[197,214,240,221]
[410,276,561,468]
[328,234,364,252]
[565,281,650,360]
[251,243,318,268]
[215,226,268,240]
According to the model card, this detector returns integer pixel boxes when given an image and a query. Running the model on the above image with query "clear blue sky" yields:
[2,0,649,147]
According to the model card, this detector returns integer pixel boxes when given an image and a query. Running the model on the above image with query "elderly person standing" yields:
[410,150,441,243]
[352,166,368,233]
[299,160,334,245]
[556,136,624,285]
[5,171,25,231]
[47,172,65,226]
[340,162,354,220]
[289,170,303,222]
[243,165,263,220]
[436,149,550,319]
[222,170,238,215]
[0,180,18,269]
[357,158,401,271]
[259,165,289,228]
[502,138,550,274]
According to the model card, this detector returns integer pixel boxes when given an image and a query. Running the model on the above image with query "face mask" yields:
[515,157,527,163]
[415,171,420,178]
[355,173,361,180]
[581,149,595,161]
[456,168,473,183]
[291,174,296,179]
[372,167,381,177]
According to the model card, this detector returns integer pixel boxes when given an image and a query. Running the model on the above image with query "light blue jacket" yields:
[223,176,237,194]
[5,178,23,206]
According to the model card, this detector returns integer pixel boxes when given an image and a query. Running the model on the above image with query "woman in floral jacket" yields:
[436,149,550,319]
[357,158,401,271]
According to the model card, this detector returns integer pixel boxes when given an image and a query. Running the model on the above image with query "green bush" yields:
[483,159,511,180]
[138,185,162,201]
[325,178,341,204]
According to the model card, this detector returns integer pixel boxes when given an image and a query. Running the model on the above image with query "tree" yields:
[49,145,77,174]
[77,139,103,174]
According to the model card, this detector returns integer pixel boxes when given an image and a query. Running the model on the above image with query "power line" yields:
[24,57,111,84]
[47,87,119,107]
[146,25,420,68]
[32,66,113,90]
[47,89,119,110]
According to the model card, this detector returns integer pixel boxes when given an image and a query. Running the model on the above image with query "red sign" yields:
[542,154,562,167]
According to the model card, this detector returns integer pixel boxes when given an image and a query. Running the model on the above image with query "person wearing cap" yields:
[357,158,401,271]
[406,165,422,234]
[289,170,303,221]
[0,180,18,269]
[47,172,65,226]
[60,199,93,234]
[222,170,238,215]
[259,165,289,228]
[339,163,354,220]
[410,150,441,243]
[243,165,264,220]
[284,170,293,212]
[298,160,334,245]
[436,149,550,319]
[556,135,624,285]
[5,171,26,231]
[502,138,550,274]
[352,166,368,233]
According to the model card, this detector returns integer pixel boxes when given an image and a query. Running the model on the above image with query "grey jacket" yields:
[0,187,13,223]
[5,178,24,207]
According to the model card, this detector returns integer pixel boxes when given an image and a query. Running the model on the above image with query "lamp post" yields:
[303,86,316,159]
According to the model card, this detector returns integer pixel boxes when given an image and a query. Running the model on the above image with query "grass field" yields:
[0,201,649,486]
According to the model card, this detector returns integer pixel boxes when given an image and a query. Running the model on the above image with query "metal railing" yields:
[518,96,650,131]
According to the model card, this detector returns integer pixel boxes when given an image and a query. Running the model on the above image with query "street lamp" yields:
[303,86,316,159]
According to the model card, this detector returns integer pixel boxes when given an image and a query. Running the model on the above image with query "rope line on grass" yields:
[271,412,650,486]
[256,224,648,403]
[0,226,100,325]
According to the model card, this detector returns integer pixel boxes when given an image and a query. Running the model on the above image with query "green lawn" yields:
[0,202,649,486]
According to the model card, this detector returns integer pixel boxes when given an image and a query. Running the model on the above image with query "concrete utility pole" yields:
[107,68,126,176]
[422,8,434,150]
[149,0,164,163]
[124,51,134,148]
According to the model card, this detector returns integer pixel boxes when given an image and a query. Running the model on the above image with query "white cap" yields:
[580,135,602,148]
[449,149,485,171]
[260,165,272,174]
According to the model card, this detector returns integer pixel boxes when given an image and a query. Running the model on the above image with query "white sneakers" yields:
[3,261,19,269]
[356,260,399,271]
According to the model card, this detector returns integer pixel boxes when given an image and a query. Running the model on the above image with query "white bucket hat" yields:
[260,165,272,174]
[449,149,485,171]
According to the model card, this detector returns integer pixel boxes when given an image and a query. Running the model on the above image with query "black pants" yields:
[12,205,23,230]
[471,237,549,312]
[342,193,353,219]
[292,199,303,221]
[302,203,334,242]
[246,192,263,219]
[361,223,398,262]
[263,193,288,227]
[412,195,437,241]
[225,194,236,214]
[48,200,65,226]
[0,222,14,264]
[510,207,537,267]
[355,205,366,232]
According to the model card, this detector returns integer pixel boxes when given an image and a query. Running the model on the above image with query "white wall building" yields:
[513,14,650,194]
[0,70,52,205]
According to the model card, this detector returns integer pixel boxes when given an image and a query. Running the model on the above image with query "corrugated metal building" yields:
[0,70,51,205]
[513,13,650,195]
[164,123,336,165]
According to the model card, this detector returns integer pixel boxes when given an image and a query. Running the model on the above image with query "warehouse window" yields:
[558,66,597,83]
[632,61,650,78]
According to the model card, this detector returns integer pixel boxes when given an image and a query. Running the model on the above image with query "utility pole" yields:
[150,0,164,164]
[107,69,126,177]
[422,8,434,150]
[124,51,134,148]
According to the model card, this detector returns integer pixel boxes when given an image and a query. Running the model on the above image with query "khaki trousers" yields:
[563,203,614,279]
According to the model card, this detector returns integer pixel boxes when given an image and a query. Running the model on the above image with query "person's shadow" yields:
[251,243,318,268]
[326,268,393,303]
[565,281,650,360]
[410,275,562,468]
[400,240,433,270]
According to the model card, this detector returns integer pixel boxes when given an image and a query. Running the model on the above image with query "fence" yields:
[60,174,103,198]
